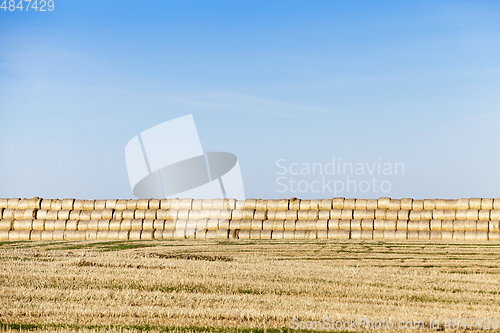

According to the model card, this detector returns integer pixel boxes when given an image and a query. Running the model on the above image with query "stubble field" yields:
[0,240,499,332]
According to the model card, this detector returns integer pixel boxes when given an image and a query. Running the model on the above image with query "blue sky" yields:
[1,1,499,199]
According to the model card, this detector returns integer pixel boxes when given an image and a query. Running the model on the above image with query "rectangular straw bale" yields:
[441,220,453,231]
[109,220,121,231]
[319,199,332,210]
[478,210,490,221]
[294,230,307,239]
[396,220,407,231]
[40,199,52,210]
[468,198,481,210]
[120,219,132,230]
[465,210,478,220]
[318,210,330,220]
[354,210,374,219]
[452,231,465,240]
[373,220,385,230]
[454,220,465,231]
[238,219,251,230]
[262,220,274,230]
[289,199,300,210]
[142,219,154,230]
[476,221,489,232]
[271,230,284,239]
[430,220,442,231]
[412,199,424,210]
[52,230,64,240]
[361,219,374,230]
[332,197,345,209]
[464,220,476,231]
[418,231,430,240]
[87,220,98,230]
[407,221,419,231]
[66,220,78,230]
[126,200,138,210]
[423,199,435,210]
[355,199,367,210]
[94,200,106,210]
[338,220,350,230]
[343,199,355,210]
[341,209,353,220]
[54,220,66,230]
[327,219,339,230]
[383,220,396,230]
[284,220,296,231]
[350,219,361,231]
[251,220,263,230]
[128,230,141,240]
[400,198,412,210]
[272,220,284,230]
[385,210,398,220]
[80,211,91,221]
[77,221,88,231]
[388,199,401,210]
[377,197,390,209]
[330,209,342,219]
[418,220,430,231]
[375,209,386,220]
[316,220,328,230]
[432,210,444,220]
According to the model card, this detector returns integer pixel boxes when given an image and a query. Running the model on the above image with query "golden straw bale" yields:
[445,199,458,210]
[464,220,476,231]
[294,230,306,239]
[394,231,407,240]
[104,199,117,209]
[434,199,447,210]
[65,220,78,230]
[476,231,488,241]
[343,199,355,210]
[133,210,144,219]
[468,198,481,210]
[80,211,91,221]
[266,200,279,211]
[52,230,64,240]
[185,229,196,239]
[456,198,468,210]
[162,199,177,209]
[269,220,282,231]
[271,230,284,239]
[142,219,154,230]
[330,209,342,219]
[175,219,187,229]
[11,230,31,241]
[396,220,407,231]
[350,230,361,239]
[189,199,200,210]
[54,220,66,230]
[299,199,311,210]
[397,210,409,220]
[419,231,430,240]
[327,219,339,230]
[214,229,228,239]
[174,209,188,220]
[338,220,350,230]
[430,220,442,230]
[32,219,44,231]
[243,199,257,210]
[319,199,332,210]
[241,209,254,219]
[229,219,240,229]
[466,210,478,220]
[353,210,375,219]
[58,199,71,210]
[237,230,249,239]
[73,200,84,210]
[193,229,205,239]
[360,230,372,239]
[407,231,419,240]
[489,210,500,221]
[44,210,58,220]
[44,220,56,230]
[237,219,251,230]
[128,230,141,240]
[156,209,175,220]
[375,209,386,220]
[361,219,374,230]
[136,199,148,210]
[420,210,432,220]
[284,220,296,231]
[205,219,217,231]
[183,219,195,230]
[40,231,54,240]
[249,230,261,240]
[30,230,42,241]
[316,230,327,239]
[341,209,353,219]
[418,220,430,231]
[35,209,47,219]
[294,221,307,230]
[40,199,52,210]
[147,199,159,209]
[19,219,33,231]
[423,199,435,210]
[355,199,367,210]
[11,220,21,231]
[231,209,243,220]
[94,200,106,210]
[120,219,132,230]
[234,200,245,210]
[0,199,6,209]
[350,219,361,231]
[310,199,321,210]
[159,219,173,230]
[106,231,119,240]
[372,220,384,230]
[109,220,121,231]
[318,210,330,220]
[18,198,38,210]
[388,199,401,210]
[141,230,153,240]
[316,219,328,230]
[332,197,345,209]
[476,221,489,232]
[130,219,142,230]
[464,231,477,241]
[260,230,272,239]
[211,199,224,210]
[51,199,62,210]
[305,230,317,239]
[126,200,138,210]
[83,200,95,211]
[289,199,300,210]
[372,230,384,240]
[400,198,412,210]
[478,210,490,221]
[432,210,444,220]
[407,221,419,231]
[220,209,232,220]
[218,219,230,230]
[251,219,263,230]
[385,210,398,220]
[452,231,465,240]
[412,199,424,211]
[254,210,266,220]
[339,230,352,239]
[209,209,222,220]
[153,219,164,230]
[454,220,465,231]
[488,231,499,240]
[114,199,127,210]
[443,210,456,220]
[57,210,70,220]
[262,220,273,230]
[282,230,294,239]
[384,220,396,230]
[383,230,396,240]
[430,231,441,240]
[87,220,98,230]
[96,231,108,240]
[326,230,340,239]
[77,221,88,231]
[112,210,122,220]
[158,229,171,239]
[480,198,493,210]
[377,197,390,209]
[194,219,206,230]
[441,220,453,231]
[493,199,500,210]
[284,210,297,220]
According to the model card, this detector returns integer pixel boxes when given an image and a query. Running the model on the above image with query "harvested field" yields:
[1,240,500,332]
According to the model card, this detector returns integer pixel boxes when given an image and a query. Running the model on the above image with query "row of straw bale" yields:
[5,208,500,222]
[1,218,499,233]
[4,198,500,211]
